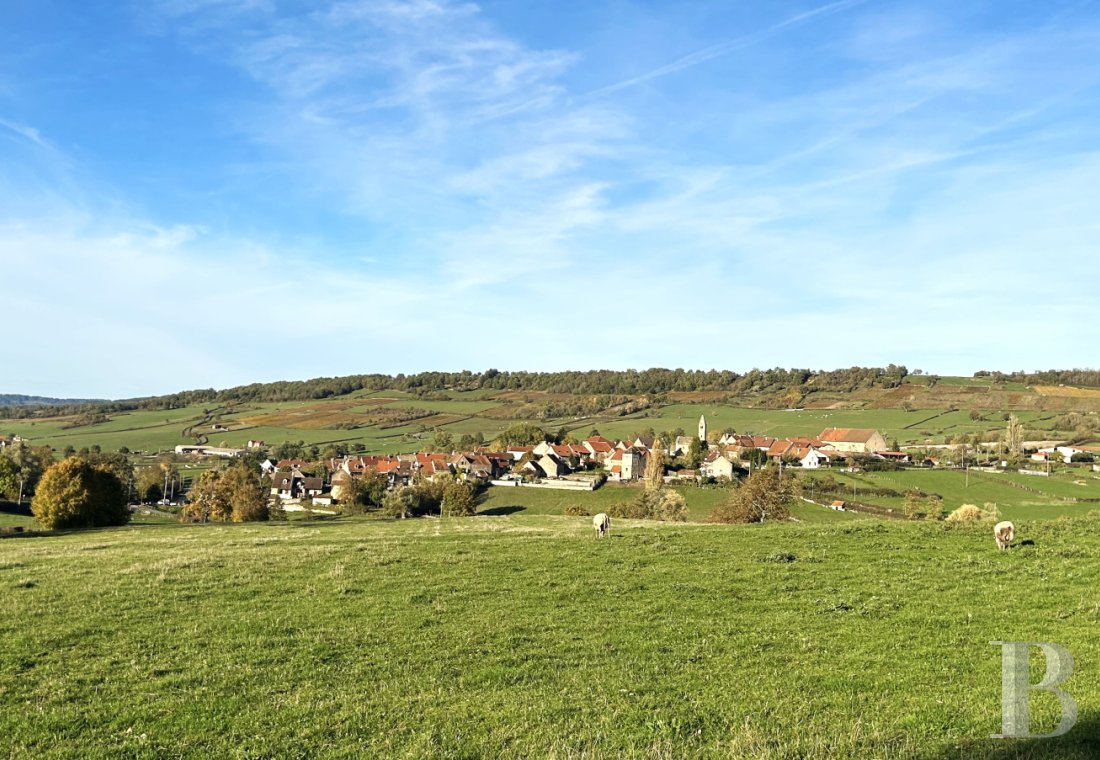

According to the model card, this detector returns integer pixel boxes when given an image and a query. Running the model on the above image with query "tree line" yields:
[0,366,915,419]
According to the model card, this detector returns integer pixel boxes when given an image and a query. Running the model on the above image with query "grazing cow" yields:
[593,512,610,539]
[994,520,1015,550]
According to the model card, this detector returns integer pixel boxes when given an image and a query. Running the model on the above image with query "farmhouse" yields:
[701,451,737,479]
[271,473,325,500]
[524,453,568,479]
[874,451,912,463]
[1036,446,1084,464]
[766,440,796,462]
[506,445,534,461]
[607,448,645,481]
[799,448,831,469]
[819,428,887,454]
[173,445,244,458]
[451,453,497,480]
[0,434,22,448]
[583,436,615,462]
[671,436,695,456]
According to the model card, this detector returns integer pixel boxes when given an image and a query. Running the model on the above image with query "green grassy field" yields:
[476,483,869,524]
[801,468,1100,521]
[3,515,1099,758]
[0,511,36,529]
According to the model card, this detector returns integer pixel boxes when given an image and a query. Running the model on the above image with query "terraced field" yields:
[1,380,1096,460]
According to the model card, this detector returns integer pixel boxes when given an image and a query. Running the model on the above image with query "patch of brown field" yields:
[492,391,576,402]
[803,398,857,410]
[1035,385,1100,399]
[239,402,376,429]
[866,386,928,408]
[413,413,467,427]
[666,391,733,402]
[238,399,364,424]
[478,405,532,420]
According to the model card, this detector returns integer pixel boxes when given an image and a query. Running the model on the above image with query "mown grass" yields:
[0,511,36,529]
[477,483,867,523]
[3,515,1100,758]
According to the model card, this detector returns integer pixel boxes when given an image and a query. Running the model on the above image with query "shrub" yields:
[708,469,793,524]
[606,500,649,519]
[381,486,416,519]
[653,490,688,522]
[945,504,994,523]
[31,457,130,530]
[564,505,590,517]
[606,489,689,521]
[441,481,477,516]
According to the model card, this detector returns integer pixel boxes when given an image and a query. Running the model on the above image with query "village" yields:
[232,417,921,506]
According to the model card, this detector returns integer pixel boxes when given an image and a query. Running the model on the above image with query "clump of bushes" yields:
[31,457,130,530]
[606,488,688,522]
[945,503,997,523]
[564,505,590,517]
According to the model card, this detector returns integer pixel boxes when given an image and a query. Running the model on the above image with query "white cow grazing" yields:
[593,512,610,539]
[994,520,1015,550]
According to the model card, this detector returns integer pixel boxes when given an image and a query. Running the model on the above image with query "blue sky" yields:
[2,0,1099,398]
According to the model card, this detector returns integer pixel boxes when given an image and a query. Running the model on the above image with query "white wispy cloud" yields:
[0,117,49,149]
[584,0,874,98]
[5,0,1100,395]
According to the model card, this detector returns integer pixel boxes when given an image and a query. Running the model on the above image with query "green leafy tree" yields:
[222,466,269,522]
[1005,414,1023,463]
[431,431,455,452]
[904,489,924,520]
[30,457,130,530]
[686,433,704,470]
[742,448,768,468]
[382,486,416,519]
[495,423,549,448]
[182,470,231,522]
[86,452,134,500]
[924,495,946,521]
[441,480,477,516]
[136,466,164,503]
[0,456,17,501]
[708,469,793,524]
[0,442,51,505]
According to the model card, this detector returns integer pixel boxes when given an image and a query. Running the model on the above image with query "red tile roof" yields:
[820,428,880,443]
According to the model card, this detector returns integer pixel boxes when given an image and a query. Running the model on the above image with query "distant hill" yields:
[0,394,103,407]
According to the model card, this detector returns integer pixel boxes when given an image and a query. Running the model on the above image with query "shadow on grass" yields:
[0,499,33,517]
[478,505,526,516]
[921,712,1100,759]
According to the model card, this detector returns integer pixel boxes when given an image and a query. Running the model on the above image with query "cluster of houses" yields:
[0,434,23,449]
[253,417,909,503]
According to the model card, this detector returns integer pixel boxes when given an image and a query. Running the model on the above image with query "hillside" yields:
[2,377,1099,458]
[3,515,1098,758]
[0,394,101,407]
